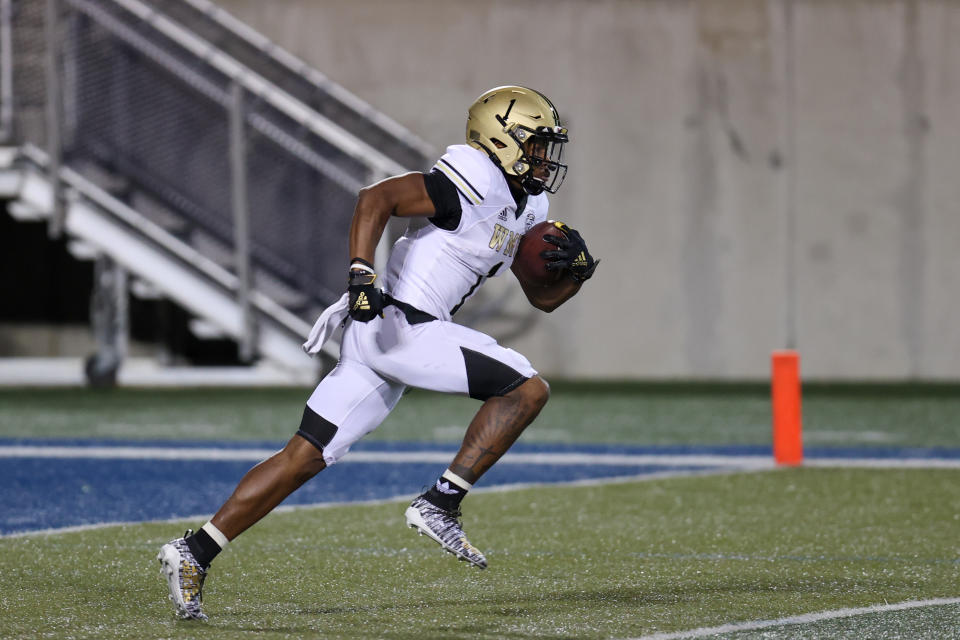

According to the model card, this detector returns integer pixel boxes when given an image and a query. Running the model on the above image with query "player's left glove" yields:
[541,222,600,283]
[347,258,384,322]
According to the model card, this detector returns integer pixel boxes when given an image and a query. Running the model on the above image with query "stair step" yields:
[252,268,309,311]
[70,160,130,195]
[129,191,191,236]
[188,231,235,271]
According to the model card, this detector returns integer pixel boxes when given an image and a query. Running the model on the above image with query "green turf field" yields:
[0,383,958,639]
[1,382,959,447]
[1,469,958,639]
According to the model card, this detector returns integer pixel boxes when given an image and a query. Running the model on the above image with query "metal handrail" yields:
[0,0,12,141]
[68,0,408,179]
[66,0,365,193]
[181,0,436,160]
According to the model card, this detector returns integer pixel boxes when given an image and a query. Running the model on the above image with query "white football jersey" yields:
[385,145,550,321]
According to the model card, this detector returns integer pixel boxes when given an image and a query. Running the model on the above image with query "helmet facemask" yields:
[508,125,568,195]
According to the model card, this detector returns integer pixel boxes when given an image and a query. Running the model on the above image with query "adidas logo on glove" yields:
[353,292,370,311]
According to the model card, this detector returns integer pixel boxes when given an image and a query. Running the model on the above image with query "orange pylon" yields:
[772,350,803,466]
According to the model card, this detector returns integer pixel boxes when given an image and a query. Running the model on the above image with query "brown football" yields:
[514,221,566,286]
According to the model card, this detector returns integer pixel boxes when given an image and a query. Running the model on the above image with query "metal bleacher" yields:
[0,0,433,384]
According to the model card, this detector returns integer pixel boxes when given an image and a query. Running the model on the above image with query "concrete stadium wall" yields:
[214,0,960,381]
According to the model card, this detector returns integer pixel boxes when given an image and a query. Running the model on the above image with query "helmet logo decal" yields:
[495,99,516,128]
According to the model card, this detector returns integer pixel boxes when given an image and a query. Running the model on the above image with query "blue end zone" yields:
[2,439,959,535]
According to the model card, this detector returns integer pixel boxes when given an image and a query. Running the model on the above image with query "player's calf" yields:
[450,375,549,484]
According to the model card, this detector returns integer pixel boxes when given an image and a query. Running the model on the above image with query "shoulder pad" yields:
[431,145,493,206]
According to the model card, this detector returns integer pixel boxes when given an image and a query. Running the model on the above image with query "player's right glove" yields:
[347,258,384,322]
[541,222,600,283]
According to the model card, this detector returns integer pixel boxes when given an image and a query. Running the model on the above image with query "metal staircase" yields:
[1,0,433,384]
[145,0,433,172]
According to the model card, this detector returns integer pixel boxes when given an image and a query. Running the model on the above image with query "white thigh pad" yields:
[304,358,405,465]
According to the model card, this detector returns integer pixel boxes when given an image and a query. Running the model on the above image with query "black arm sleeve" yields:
[423,170,463,231]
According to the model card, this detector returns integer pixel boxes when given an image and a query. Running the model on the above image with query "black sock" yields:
[186,528,222,569]
[423,473,470,511]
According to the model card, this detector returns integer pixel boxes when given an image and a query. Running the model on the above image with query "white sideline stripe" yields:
[0,445,959,469]
[624,597,960,640]
[0,445,280,461]
[805,458,960,469]
[0,445,771,467]
[1,466,757,539]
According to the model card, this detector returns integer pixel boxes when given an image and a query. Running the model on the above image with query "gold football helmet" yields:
[466,86,569,195]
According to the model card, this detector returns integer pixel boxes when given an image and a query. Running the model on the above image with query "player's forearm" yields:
[523,278,581,312]
[348,187,393,265]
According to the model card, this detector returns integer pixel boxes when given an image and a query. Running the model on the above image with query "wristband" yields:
[350,257,375,274]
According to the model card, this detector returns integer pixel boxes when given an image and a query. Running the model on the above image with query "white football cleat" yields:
[157,530,208,620]
[405,496,487,569]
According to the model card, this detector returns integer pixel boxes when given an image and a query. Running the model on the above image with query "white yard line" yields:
[623,597,960,640]
[1,444,958,468]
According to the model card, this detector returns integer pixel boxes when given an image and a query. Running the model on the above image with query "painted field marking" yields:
[624,597,960,640]
[804,458,960,469]
[1,444,959,468]
[0,445,771,467]
[0,466,757,539]
[0,444,279,461]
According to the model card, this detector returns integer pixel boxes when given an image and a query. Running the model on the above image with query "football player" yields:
[158,86,598,620]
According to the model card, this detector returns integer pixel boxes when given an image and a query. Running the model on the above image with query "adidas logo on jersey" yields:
[353,292,370,311]
[497,208,509,221]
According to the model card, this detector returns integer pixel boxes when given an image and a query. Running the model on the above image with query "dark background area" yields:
[0,205,243,365]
